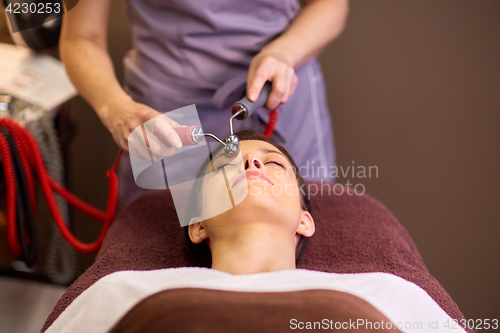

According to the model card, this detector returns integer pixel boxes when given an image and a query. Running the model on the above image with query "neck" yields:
[210,225,297,275]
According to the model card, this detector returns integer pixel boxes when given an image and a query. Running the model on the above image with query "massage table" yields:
[42,183,472,333]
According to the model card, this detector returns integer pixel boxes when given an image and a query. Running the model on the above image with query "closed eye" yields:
[266,160,284,168]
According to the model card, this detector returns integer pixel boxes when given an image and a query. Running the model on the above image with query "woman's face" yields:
[190,139,313,244]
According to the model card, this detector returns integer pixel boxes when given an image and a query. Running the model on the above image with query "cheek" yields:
[278,181,303,213]
[199,174,234,221]
[263,177,303,217]
[268,169,302,205]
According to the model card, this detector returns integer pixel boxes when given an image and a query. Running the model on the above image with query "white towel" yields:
[46,268,466,333]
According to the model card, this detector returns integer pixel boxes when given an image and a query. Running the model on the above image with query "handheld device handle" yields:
[231,81,273,120]
[153,126,203,147]
[174,126,200,145]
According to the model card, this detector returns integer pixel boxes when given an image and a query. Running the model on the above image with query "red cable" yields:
[22,123,117,253]
[8,123,106,221]
[263,107,279,139]
[48,178,106,221]
[14,133,37,215]
[0,118,121,254]
[0,134,21,256]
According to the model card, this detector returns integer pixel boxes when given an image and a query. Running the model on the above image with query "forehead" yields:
[238,140,280,152]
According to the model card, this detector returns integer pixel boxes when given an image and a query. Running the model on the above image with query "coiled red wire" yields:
[0,118,121,255]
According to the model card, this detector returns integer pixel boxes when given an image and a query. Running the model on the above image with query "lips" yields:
[232,170,273,188]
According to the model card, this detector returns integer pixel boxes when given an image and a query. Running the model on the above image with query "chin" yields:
[245,181,275,202]
[234,185,292,220]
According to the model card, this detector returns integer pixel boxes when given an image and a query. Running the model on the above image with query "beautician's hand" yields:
[246,0,349,110]
[101,99,183,157]
[247,47,299,110]
[60,0,184,158]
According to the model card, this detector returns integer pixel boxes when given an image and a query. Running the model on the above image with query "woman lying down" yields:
[45,130,468,333]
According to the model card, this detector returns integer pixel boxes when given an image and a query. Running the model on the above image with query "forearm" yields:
[265,0,349,68]
[59,0,129,125]
[60,38,131,124]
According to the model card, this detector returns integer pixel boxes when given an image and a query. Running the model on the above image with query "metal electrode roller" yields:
[175,81,273,156]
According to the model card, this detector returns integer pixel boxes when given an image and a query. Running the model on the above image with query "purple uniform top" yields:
[120,0,336,205]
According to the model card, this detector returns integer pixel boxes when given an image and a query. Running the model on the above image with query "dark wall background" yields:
[44,0,500,322]
[320,0,500,321]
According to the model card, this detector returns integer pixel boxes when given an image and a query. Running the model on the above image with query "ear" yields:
[296,210,315,238]
[188,218,209,244]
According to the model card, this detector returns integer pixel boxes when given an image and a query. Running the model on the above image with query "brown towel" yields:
[42,183,471,333]
[109,289,403,333]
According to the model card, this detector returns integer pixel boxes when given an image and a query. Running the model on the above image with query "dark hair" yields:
[184,129,312,267]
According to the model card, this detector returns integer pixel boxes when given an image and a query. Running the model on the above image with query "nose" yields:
[244,153,263,171]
